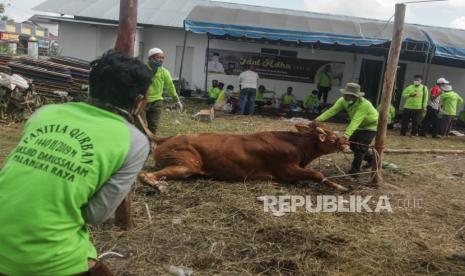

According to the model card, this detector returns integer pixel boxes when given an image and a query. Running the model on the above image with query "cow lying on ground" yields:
[138,122,350,192]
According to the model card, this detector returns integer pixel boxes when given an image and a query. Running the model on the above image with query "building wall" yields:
[58,23,465,111]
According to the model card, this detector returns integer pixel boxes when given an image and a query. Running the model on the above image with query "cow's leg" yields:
[139,165,199,192]
[280,165,348,192]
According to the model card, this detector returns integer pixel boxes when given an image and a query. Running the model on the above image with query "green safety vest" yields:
[0,102,131,275]
[282,95,294,105]
[440,91,464,116]
[304,95,320,108]
[318,71,332,88]
[317,97,379,137]
[215,90,226,104]
[377,104,396,124]
[256,89,264,102]
[147,66,178,103]
[402,84,429,110]
[208,87,221,99]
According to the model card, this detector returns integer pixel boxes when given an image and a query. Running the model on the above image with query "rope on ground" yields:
[325,155,465,180]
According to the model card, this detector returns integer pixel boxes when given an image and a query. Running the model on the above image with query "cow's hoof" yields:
[334,184,349,192]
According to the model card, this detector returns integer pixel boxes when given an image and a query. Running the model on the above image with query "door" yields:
[359,59,384,105]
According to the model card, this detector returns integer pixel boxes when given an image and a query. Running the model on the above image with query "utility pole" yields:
[372,3,406,185]
[114,0,138,230]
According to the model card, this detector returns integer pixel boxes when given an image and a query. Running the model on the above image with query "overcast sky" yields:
[5,0,465,29]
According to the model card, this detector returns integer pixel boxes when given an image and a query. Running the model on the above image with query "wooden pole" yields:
[114,0,138,230]
[372,3,406,185]
[114,0,138,57]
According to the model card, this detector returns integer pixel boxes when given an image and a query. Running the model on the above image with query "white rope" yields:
[98,251,125,259]
[325,156,465,180]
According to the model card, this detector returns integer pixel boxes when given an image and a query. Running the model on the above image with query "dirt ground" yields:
[1,100,465,275]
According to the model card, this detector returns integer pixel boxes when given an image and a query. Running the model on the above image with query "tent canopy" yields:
[185,5,465,61]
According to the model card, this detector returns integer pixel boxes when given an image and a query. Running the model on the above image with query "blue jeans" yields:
[238,88,256,115]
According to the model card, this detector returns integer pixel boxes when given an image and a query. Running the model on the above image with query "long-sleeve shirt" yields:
[316,97,379,137]
[208,87,221,99]
[318,71,332,88]
[440,91,464,116]
[402,84,429,110]
[303,95,320,108]
[147,66,178,103]
[377,104,396,124]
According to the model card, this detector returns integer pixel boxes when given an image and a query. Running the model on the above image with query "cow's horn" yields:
[316,127,327,135]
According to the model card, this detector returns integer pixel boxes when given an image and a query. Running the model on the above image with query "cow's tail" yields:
[136,114,171,146]
[136,113,157,143]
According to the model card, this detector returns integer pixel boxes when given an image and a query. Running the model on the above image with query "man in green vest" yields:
[256,85,266,108]
[315,83,379,175]
[208,79,221,105]
[439,85,464,136]
[304,89,320,113]
[400,74,428,136]
[317,65,332,104]
[280,86,297,110]
[0,51,152,275]
[378,103,396,129]
[145,47,183,133]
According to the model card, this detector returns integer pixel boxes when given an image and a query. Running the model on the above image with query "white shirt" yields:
[239,70,259,89]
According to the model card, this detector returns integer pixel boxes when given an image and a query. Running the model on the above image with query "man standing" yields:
[440,85,464,136]
[316,83,378,174]
[145,47,183,133]
[238,65,259,115]
[0,51,152,275]
[400,75,428,137]
[317,65,332,104]
[420,78,448,138]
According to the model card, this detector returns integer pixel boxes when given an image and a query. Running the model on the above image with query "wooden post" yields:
[114,0,138,230]
[114,0,138,57]
[372,3,406,185]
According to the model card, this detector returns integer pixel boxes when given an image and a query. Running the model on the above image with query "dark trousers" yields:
[349,130,377,173]
[318,86,331,104]
[400,108,422,136]
[144,100,164,134]
[420,106,440,137]
[238,88,256,115]
[440,115,454,136]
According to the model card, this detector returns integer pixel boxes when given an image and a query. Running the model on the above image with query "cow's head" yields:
[295,121,350,154]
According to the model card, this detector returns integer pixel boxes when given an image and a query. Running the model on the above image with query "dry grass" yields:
[2,100,465,275]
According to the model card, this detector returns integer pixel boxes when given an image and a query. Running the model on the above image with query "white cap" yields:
[436,77,450,84]
[148,48,164,58]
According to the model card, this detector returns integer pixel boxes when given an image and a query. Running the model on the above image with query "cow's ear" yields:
[318,134,326,142]
[295,124,311,134]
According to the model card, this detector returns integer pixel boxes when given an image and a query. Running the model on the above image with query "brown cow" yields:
[138,121,350,192]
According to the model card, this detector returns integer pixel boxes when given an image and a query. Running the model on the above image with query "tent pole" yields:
[178,30,188,93]
[204,34,210,94]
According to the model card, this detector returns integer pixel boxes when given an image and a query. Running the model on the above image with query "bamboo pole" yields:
[372,3,406,186]
[114,0,138,230]
[384,149,465,154]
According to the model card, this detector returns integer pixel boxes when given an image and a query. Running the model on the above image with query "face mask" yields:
[345,100,354,104]
[212,56,219,62]
[150,60,162,68]
[413,80,420,86]
[227,89,233,93]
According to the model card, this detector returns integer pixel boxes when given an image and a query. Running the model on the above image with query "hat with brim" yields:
[340,82,365,97]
